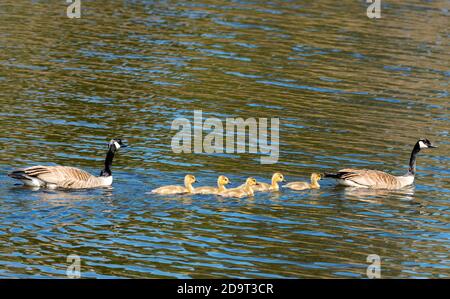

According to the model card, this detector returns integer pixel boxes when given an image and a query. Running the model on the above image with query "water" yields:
[0,0,449,278]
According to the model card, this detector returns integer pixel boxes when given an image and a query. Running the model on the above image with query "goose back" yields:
[335,168,411,189]
[13,165,111,189]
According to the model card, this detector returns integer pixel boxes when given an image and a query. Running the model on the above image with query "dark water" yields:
[0,0,449,278]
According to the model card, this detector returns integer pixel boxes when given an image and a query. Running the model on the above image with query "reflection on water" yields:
[0,0,449,278]
[343,186,416,203]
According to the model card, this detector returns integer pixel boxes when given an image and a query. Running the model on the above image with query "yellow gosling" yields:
[219,177,258,198]
[253,172,285,192]
[194,175,230,195]
[285,173,321,191]
[151,174,197,195]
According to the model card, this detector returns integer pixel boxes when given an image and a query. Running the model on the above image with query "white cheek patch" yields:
[419,141,427,149]
[114,142,121,149]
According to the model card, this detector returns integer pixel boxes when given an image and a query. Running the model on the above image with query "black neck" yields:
[408,142,421,176]
[100,146,115,177]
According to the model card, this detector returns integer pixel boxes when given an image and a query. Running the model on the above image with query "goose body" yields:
[285,173,321,191]
[332,169,414,189]
[8,139,126,189]
[324,139,436,190]
[194,175,229,195]
[219,177,257,198]
[151,175,197,195]
[8,166,113,189]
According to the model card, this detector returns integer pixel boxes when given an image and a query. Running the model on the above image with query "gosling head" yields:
[109,138,127,151]
[311,173,322,182]
[418,138,437,149]
[272,172,286,183]
[184,174,197,185]
[218,175,230,186]
[245,177,258,187]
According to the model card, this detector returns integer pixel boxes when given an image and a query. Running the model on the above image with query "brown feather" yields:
[20,165,108,189]
[336,169,404,189]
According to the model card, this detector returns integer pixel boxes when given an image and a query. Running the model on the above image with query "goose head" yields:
[184,174,197,186]
[245,177,258,187]
[311,173,322,182]
[109,139,127,151]
[218,175,230,186]
[272,172,286,183]
[418,138,437,149]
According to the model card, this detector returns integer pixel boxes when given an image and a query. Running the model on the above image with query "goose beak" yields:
[429,144,437,148]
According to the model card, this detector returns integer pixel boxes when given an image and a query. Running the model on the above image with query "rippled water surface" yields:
[0,0,449,278]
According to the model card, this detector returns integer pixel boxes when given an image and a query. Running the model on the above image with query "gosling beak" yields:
[282,179,287,183]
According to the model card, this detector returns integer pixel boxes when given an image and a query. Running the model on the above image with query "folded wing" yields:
[335,168,402,189]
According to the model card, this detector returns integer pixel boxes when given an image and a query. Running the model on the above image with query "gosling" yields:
[284,173,321,191]
[150,174,197,195]
[219,177,258,198]
[194,175,230,195]
[253,172,286,192]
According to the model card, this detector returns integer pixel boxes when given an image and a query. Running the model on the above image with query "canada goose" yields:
[219,177,258,198]
[8,139,127,189]
[194,175,230,195]
[285,173,321,191]
[150,174,197,195]
[248,172,286,192]
[324,139,437,189]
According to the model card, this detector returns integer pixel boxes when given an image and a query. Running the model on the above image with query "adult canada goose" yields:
[150,174,197,195]
[324,139,437,189]
[247,172,285,192]
[8,139,127,189]
[219,177,258,198]
[285,173,321,191]
[193,175,230,195]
